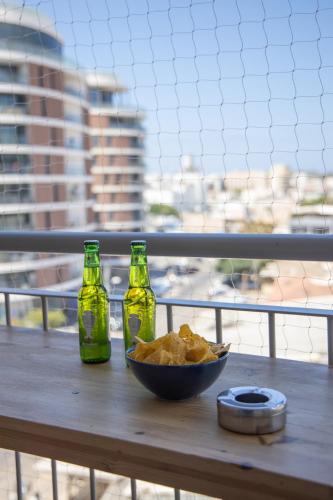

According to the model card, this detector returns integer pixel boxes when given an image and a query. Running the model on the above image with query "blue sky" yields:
[20,0,333,175]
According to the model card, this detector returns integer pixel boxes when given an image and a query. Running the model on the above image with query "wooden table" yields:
[0,326,332,500]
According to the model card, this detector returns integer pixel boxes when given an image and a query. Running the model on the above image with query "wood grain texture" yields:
[0,325,332,499]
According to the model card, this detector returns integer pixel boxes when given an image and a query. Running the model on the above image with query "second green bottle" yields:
[123,240,156,353]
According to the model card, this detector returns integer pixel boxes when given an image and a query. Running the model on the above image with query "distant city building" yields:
[87,72,145,231]
[0,3,93,294]
[290,205,333,234]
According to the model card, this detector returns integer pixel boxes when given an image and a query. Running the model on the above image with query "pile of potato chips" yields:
[128,324,230,365]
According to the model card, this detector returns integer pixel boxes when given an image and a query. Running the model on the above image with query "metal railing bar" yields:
[41,296,48,331]
[1,287,333,319]
[4,292,11,326]
[130,478,137,500]
[268,312,276,358]
[0,287,77,299]
[51,459,58,500]
[327,317,333,368]
[174,488,181,500]
[89,468,96,500]
[15,451,22,500]
[215,308,222,343]
[0,231,332,261]
[166,304,173,332]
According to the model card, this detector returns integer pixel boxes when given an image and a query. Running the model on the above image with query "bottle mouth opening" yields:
[84,240,99,247]
[131,240,147,248]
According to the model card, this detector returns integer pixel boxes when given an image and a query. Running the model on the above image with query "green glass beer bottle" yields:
[123,240,156,353]
[78,240,111,363]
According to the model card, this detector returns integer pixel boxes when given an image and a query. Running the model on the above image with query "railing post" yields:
[174,488,181,500]
[41,296,48,331]
[51,459,58,500]
[15,451,22,500]
[4,293,11,327]
[327,317,333,368]
[268,312,276,358]
[89,468,96,500]
[166,304,173,332]
[130,478,137,500]
[215,308,222,343]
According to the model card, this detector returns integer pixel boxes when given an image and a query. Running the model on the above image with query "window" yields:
[0,23,62,55]
[44,156,51,174]
[50,70,57,89]
[53,184,59,202]
[38,66,44,87]
[0,125,26,144]
[50,128,57,145]
[0,94,26,110]
[133,210,142,221]
[92,136,99,147]
[0,65,19,83]
[107,137,113,146]
[128,156,142,166]
[0,155,31,173]
[45,212,51,229]
[88,89,113,105]
[130,137,141,148]
[41,97,47,116]
[0,184,30,203]
[313,227,329,234]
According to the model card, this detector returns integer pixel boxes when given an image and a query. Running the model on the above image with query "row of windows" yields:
[95,210,142,224]
[109,117,141,129]
[0,23,62,55]
[103,173,141,184]
[91,136,143,148]
[97,156,143,166]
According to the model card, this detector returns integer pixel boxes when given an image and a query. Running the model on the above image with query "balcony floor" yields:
[0,326,332,499]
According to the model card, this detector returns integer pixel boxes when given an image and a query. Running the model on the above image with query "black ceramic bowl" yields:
[126,348,229,400]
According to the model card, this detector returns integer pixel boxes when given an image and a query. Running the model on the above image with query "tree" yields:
[241,222,274,233]
[300,195,333,206]
[18,308,66,328]
[149,204,180,218]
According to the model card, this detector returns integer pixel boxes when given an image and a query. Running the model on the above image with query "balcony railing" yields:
[0,230,332,500]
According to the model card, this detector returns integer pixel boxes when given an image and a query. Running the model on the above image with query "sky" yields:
[12,0,333,174]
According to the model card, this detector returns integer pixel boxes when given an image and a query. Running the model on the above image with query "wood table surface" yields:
[0,325,332,500]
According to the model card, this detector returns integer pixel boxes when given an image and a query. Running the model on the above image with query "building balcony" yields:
[91,146,144,157]
[0,231,331,500]
[93,202,143,212]
[92,184,144,194]
[0,199,93,214]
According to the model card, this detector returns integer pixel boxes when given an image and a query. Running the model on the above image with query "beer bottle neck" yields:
[129,252,150,288]
[83,251,103,286]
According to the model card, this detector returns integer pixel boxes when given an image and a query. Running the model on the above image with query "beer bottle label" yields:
[82,310,95,341]
[128,314,141,340]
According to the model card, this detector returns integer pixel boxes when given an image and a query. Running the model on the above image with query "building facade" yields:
[0,4,146,303]
[0,4,93,293]
[87,72,145,231]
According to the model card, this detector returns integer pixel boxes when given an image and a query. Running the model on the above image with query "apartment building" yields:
[87,72,145,231]
[0,3,145,301]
